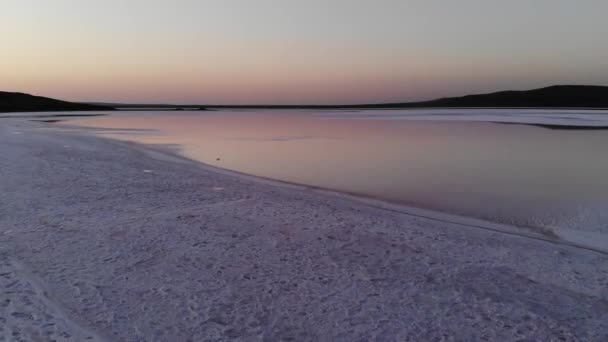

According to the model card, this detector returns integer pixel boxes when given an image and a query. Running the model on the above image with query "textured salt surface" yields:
[1,119,607,341]
[0,255,105,341]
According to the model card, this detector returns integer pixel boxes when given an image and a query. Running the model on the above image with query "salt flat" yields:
[1,119,607,341]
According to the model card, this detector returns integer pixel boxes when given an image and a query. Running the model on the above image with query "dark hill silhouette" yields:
[398,85,608,109]
[0,92,114,113]
[127,85,608,109]
[3,85,608,111]
[200,85,608,109]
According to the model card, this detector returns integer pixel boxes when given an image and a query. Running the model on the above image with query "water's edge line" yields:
[54,121,608,255]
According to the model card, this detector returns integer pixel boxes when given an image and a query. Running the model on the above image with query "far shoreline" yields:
[4,84,608,113]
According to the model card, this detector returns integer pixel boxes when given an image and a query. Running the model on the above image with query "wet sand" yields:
[1,119,607,341]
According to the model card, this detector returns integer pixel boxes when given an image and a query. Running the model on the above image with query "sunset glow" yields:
[3,0,608,104]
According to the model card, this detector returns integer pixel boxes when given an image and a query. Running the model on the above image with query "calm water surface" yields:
[67,110,608,234]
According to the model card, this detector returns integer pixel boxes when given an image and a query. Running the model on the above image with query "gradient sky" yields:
[3,0,608,104]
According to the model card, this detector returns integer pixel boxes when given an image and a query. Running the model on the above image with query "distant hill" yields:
[4,85,608,111]
[192,85,608,109]
[396,85,608,109]
[0,92,114,113]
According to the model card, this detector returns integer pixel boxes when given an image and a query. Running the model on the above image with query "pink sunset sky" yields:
[3,0,608,105]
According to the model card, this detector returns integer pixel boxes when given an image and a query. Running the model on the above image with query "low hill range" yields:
[0,92,114,113]
[2,85,608,112]
[393,85,608,109]
[95,85,608,109]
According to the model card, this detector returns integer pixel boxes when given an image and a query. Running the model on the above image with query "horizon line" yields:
[74,84,606,108]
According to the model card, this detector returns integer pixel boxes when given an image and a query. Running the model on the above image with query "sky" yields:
[2,0,608,105]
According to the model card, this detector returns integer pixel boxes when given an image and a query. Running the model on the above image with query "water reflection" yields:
[68,110,608,232]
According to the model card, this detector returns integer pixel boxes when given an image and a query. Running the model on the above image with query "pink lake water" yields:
[65,109,608,236]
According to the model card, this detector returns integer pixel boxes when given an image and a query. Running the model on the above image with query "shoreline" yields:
[2,118,608,340]
[57,120,608,255]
